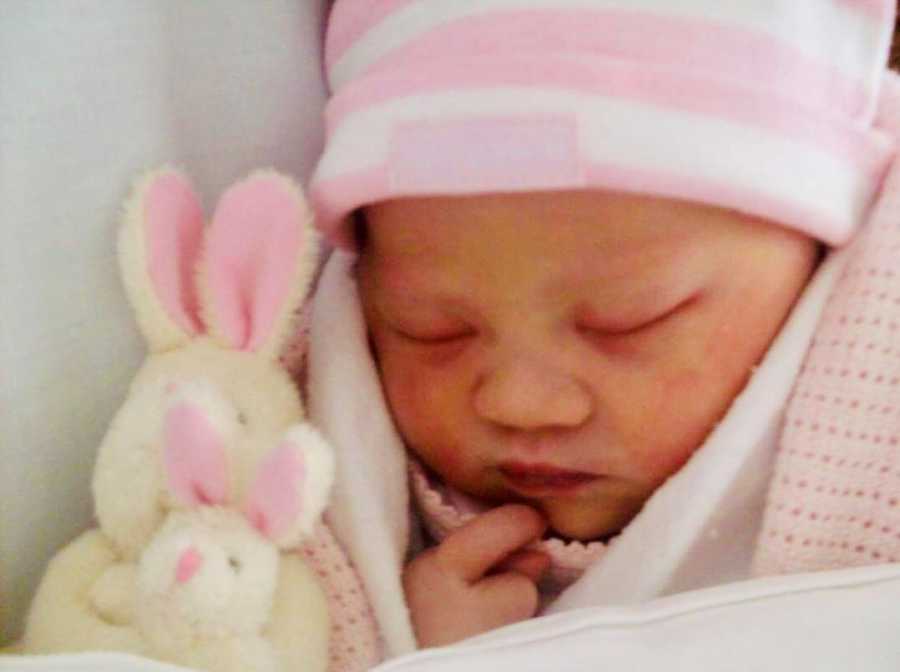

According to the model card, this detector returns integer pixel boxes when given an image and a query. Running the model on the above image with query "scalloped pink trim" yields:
[408,460,606,591]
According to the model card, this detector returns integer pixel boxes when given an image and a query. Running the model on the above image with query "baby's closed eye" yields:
[389,323,476,345]
[576,292,703,339]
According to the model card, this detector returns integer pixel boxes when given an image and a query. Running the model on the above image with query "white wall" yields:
[0,0,329,642]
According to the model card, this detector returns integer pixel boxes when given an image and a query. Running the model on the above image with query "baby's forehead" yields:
[356,193,743,299]
[359,190,760,258]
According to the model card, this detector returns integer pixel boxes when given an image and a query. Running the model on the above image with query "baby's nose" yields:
[176,546,203,584]
[473,358,592,431]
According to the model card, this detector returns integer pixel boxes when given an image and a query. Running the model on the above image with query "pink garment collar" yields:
[408,459,608,596]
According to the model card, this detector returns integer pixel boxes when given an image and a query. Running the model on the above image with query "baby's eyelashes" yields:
[390,325,476,346]
[576,292,702,339]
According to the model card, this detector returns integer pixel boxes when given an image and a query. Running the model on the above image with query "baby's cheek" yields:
[702,286,775,381]
[638,326,756,484]
[384,365,431,433]
[384,363,465,473]
[424,442,468,481]
[633,367,711,483]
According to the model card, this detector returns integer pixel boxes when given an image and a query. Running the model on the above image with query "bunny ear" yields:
[163,385,234,508]
[119,168,206,352]
[199,171,318,360]
[245,425,335,547]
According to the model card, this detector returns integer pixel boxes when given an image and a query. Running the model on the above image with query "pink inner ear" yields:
[205,176,303,352]
[245,442,305,540]
[144,174,205,336]
[164,402,229,507]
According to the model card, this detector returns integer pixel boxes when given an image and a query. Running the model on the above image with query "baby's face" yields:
[357,191,817,540]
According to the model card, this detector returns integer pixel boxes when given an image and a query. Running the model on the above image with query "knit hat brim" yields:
[312,2,898,249]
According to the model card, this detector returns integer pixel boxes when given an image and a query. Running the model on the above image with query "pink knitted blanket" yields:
[753,73,900,574]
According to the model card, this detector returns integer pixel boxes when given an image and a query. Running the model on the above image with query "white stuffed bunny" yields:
[92,168,321,560]
[134,419,333,672]
[26,406,333,672]
[24,170,358,668]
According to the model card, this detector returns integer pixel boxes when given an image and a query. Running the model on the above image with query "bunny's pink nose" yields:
[176,547,203,584]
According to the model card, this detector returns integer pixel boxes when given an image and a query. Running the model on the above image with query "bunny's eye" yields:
[228,556,242,572]
[236,411,248,427]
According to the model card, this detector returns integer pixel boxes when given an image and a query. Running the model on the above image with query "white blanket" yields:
[4,564,900,671]
[306,235,847,654]
[298,243,900,670]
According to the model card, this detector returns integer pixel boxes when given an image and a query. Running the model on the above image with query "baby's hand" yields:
[404,504,550,648]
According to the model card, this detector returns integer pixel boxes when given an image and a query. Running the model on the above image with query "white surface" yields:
[3,564,900,671]
[0,0,329,643]
[376,564,900,672]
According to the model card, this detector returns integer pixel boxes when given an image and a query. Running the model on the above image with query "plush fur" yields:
[135,506,330,672]
[23,531,144,655]
[23,170,332,672]
[196,170,317,362]
[137,509,281,642]
[118,168,203,353]
[93,342,309,560]
[24,528,330,672]
[95,169,320,561]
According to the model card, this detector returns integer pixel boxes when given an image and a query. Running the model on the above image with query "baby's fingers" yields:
[436,505,547,583]
[475,571,541,629]
[495,549,550,583]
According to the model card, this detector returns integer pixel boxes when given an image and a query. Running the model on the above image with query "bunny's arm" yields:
[24,530,144,655]
[93,409,166,559]
[90,563,138,626]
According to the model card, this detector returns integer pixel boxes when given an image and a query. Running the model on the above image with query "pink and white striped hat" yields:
[311,0,898,249]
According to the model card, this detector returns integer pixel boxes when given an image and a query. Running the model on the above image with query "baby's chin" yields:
[539,495,647,542]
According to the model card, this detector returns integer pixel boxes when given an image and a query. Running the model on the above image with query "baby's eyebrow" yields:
[373,263,484,303]
[372,264,435,293]
[371,228,704,303]
[375,291,473,317]
[553,238,699,287]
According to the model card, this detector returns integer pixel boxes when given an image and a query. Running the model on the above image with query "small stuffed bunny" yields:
[132,418,333,672]
[24,170,383,670]
[92,168,321,561]
[28,403,333,672]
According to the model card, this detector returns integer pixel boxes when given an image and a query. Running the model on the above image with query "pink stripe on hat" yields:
[326,0,418,69]
[339,9,872,119]
[837,0,894,20]
[324,56,887,169]
[312,0,898,249]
